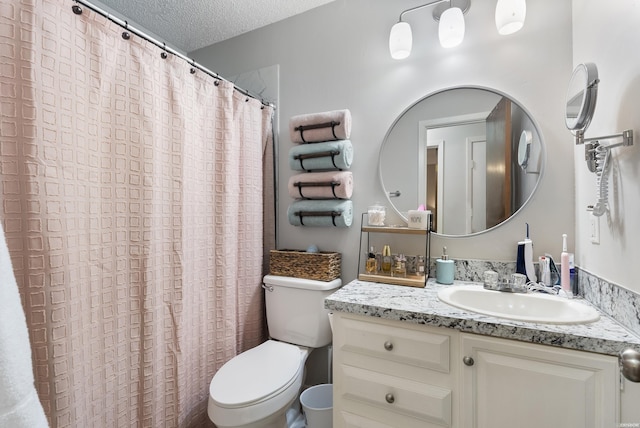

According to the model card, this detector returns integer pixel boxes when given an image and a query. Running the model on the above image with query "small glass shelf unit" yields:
[358,213,431,288]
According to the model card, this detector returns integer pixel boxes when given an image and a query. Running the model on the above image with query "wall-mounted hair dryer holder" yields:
[575,129,633,216]
[576,129,633,172]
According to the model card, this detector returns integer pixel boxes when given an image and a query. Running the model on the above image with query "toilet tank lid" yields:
[263,275,341,291]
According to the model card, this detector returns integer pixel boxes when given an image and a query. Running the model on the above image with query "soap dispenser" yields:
[436,246,454,284]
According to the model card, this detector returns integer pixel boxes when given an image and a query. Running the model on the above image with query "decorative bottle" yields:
[417,255,425,277]
[365,246,377,274]
[381,245,392,274]
[393,254,406,278]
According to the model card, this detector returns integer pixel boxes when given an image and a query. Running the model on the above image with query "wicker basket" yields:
[269,249,341,281]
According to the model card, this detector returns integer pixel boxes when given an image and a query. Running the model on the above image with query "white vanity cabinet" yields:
[460,334,618,428]
[332,312,458,427]
[332,312,635,428]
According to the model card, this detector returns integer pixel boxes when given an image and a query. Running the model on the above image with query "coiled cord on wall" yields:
[591,144,610,217]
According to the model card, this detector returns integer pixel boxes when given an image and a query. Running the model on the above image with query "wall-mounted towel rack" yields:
[293,150,342,171]
[294,121,341,143]
[294,210,343,226]
[293,181,342,199]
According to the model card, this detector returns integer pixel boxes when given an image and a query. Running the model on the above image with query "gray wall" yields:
[572,0,640,294]
[191,0,575,284]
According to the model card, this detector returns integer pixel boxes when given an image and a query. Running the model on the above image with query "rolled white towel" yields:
[0,222,49,427]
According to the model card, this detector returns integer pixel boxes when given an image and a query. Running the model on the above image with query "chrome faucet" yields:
[482,272,528,293]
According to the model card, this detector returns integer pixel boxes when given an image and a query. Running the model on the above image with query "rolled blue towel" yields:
[287,200,353,227]
[289,140,353,171]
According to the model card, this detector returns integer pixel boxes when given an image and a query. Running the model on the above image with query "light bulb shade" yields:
[495,0,526,35]
[389,21,412,59]
[438,7,465,48]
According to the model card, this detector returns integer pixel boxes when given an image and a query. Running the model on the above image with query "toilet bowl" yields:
[208,340,310,428]
[208,275,341,428]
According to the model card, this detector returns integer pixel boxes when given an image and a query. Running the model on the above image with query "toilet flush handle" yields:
[261,283,274,292]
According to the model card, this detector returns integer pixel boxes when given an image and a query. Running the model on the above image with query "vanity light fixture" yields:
[495,0,526,35]
[389,0,470,59]
[390,0,527,59]
[438,6,465,48]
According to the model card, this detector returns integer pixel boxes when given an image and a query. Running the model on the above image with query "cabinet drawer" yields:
[339,315,450,373]
[339,364,452,427]
[337,411,396,428]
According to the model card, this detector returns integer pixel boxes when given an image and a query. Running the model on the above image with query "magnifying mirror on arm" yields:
[564,62,599,144]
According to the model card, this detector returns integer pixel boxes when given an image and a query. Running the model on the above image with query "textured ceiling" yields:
[94,0,337,53]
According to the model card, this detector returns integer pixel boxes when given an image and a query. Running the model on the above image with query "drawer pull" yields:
[384,341,394,351]
[463,356,475,366]
[385,393,395,404]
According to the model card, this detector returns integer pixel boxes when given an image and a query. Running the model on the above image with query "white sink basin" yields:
[437,285,600,324]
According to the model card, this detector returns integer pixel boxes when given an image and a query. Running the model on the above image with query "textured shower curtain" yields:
[0,0,275,426]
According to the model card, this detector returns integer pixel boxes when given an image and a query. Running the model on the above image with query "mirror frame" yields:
[378,85,546,237]
[565,62,599,133]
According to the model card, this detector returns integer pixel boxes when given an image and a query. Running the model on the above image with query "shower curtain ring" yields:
[122,21,130,40]
[190,60,196,74]
[72,4,83,15]
[161,43,167,59]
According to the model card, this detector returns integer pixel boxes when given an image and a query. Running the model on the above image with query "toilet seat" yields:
[209,340,305,409]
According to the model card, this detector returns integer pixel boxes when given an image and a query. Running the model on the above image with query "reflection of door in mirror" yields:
[426,122,486,235]
[426,147,438,231]
[469,137,487,234]
[486,97,512,229]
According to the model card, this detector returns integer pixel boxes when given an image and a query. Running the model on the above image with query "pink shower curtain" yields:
[0,0,275,426]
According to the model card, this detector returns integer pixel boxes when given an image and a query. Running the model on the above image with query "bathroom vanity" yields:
[326,279,640,428]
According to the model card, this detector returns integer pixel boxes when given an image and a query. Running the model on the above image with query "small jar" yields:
[368,204,386,226]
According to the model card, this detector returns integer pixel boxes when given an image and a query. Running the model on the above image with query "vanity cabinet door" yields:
[332,313,458,428]
[460,334,619,428]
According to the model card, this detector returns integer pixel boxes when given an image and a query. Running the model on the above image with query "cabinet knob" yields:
[463,356,475,366]
[620,348,640,382]
[385,393,395,404]
[384,341,394,351]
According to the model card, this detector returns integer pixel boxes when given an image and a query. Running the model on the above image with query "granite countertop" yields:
[325,279,640,357]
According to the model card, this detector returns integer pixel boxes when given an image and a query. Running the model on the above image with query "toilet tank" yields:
[263,275,341,348]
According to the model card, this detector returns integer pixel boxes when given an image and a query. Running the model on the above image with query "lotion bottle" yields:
[560,234,572,297]
[436,247,454,284]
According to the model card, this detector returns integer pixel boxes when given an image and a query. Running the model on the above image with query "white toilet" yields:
[208,274,341,428]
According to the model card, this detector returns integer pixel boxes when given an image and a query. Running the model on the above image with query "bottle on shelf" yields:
[366,246,377,274]
[393,254,406,278]
[417,255,425,277]
[381,245,392,274]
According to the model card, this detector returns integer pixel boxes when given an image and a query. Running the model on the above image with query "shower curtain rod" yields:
[72,0,275,109]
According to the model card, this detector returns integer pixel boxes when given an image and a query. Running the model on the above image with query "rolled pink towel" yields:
[288,171,353,199]
[289,109,352,143]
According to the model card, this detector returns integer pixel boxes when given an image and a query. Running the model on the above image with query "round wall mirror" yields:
[379,87,544,237]
[565,62,599,132]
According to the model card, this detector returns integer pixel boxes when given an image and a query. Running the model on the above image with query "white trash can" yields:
[300,384,333,428]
